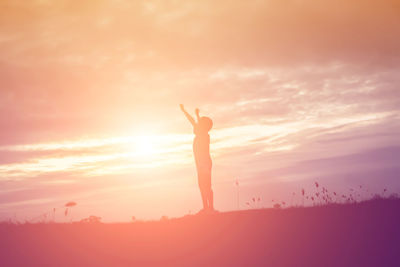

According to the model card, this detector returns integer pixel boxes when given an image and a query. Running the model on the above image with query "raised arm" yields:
[180,104,196,127]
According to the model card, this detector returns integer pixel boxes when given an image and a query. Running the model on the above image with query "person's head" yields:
[198,116,213,133]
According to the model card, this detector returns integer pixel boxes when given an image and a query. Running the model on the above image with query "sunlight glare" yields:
[133,135,158,157]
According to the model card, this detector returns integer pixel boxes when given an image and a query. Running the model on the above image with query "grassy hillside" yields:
[1,198,399,267]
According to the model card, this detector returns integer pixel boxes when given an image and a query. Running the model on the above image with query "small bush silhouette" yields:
[80,215,102,223]
[252,182,399,210]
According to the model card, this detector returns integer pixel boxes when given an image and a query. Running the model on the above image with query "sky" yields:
[0,0,400,222]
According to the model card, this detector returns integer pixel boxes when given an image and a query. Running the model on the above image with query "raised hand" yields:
[180,104,196,126]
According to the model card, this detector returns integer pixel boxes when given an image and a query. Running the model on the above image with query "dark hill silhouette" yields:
[1,198,399,267]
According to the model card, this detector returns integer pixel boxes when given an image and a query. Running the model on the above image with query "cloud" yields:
[0,0,400,220]
[2,0,400,68]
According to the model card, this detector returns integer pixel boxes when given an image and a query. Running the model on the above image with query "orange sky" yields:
[1,0,400,222]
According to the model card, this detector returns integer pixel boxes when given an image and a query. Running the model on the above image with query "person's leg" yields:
[208,189,214,210]
[205,170,213,210]
[200,187,208,210]
[198,172,208,210]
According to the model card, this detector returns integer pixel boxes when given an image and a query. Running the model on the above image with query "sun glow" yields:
[134,135,158,156]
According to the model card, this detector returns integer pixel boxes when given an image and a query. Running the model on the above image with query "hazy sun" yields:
[134,135,158,156]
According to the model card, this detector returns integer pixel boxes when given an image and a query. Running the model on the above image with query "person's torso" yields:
[193,133,211,164]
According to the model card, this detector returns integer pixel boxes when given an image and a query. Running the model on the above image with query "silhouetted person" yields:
[180,104,214,212]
